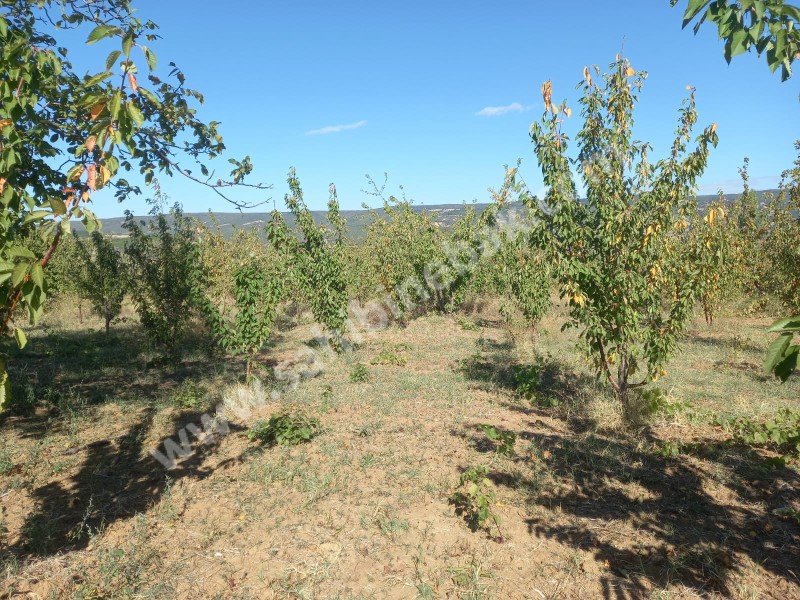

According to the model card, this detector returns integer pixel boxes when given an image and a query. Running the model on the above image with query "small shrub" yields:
[719,408,800,462]
[247,411,321,447]
[477,424,516,457]
[76,231,127,333]
[513,363,561,408]
[449,466,500,534]
[124,206,196,353]
[349,363,369,383]
[655,440,683,458]
[0,449,13,476]
[627,387,690,425]
[170,381,206,410]
[370,347,408,366]
[457,316,480,332]
[512,364,540,400]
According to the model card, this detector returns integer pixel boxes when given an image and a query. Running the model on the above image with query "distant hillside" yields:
[80,189,779,240]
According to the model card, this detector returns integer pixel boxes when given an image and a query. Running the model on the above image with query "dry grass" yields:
[0,298,798,599]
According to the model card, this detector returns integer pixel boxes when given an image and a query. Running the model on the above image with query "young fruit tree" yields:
[494,231,552,342]
[267,170,349,348]
[523,57,719,405]
[0,1,268,406]
[76,231,126,333]
[123,207,195,353]
[191,229,286,379]
[688,199,733,326]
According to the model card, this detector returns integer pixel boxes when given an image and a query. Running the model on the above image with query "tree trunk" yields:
[617,356,630,406]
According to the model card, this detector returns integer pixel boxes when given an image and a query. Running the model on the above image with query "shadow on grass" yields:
[7,404,246,560]
[687,331,764,355]
[0,323,262,561]
[456,333,800,596]
[514,431,798,597]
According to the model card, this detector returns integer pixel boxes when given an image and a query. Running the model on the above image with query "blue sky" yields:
[83,0,799,217]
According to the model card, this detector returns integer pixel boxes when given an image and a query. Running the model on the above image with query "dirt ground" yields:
[1,299,798,599]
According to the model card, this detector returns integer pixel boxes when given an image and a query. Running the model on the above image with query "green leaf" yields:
[774,346,799,383]
[142,45,157,71]
[0,359,10,413]
[87,25,120,45]
[11,261,27,287]
[683,0,711,27]
[105,50,122,71]
[82,208,101,233]
[767,316,800,333]
[49,197,67,216]
[138,87,161,107]
[122,32,134,57]
[126,101,145,127]
[13,327,27,349]
[729,27,749,58]
[764,332,792,372]
[23,210,50,225]
[30,263,43,288]
[8,246,36,259]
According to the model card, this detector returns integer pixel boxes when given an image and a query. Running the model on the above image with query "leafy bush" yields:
[247,411,321,447]
[193,259,285,378]
[170,381,206,410]
[512,363,563,408]
[449,466,500,534]
[457,316,480,332]
[477,424,516,457]
[349,363,369,383]
[688,199,735,325]
[720,408,800,462]
[488,213,552,339]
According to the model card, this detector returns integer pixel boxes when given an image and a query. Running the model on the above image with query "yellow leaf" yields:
[541,80,553,113]
[625,66,636,77]
[0,119,11,128]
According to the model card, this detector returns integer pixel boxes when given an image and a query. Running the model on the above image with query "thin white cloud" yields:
[475,102,526,117]
[306,120,367,136]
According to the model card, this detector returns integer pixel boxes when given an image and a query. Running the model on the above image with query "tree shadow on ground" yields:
[5,325,231,406]
[686,331,764,355]
[456,335,522,394]
[0,322,268,562]
[462,353,800,598]
[516,433,798,597]
[4,403,246,561]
